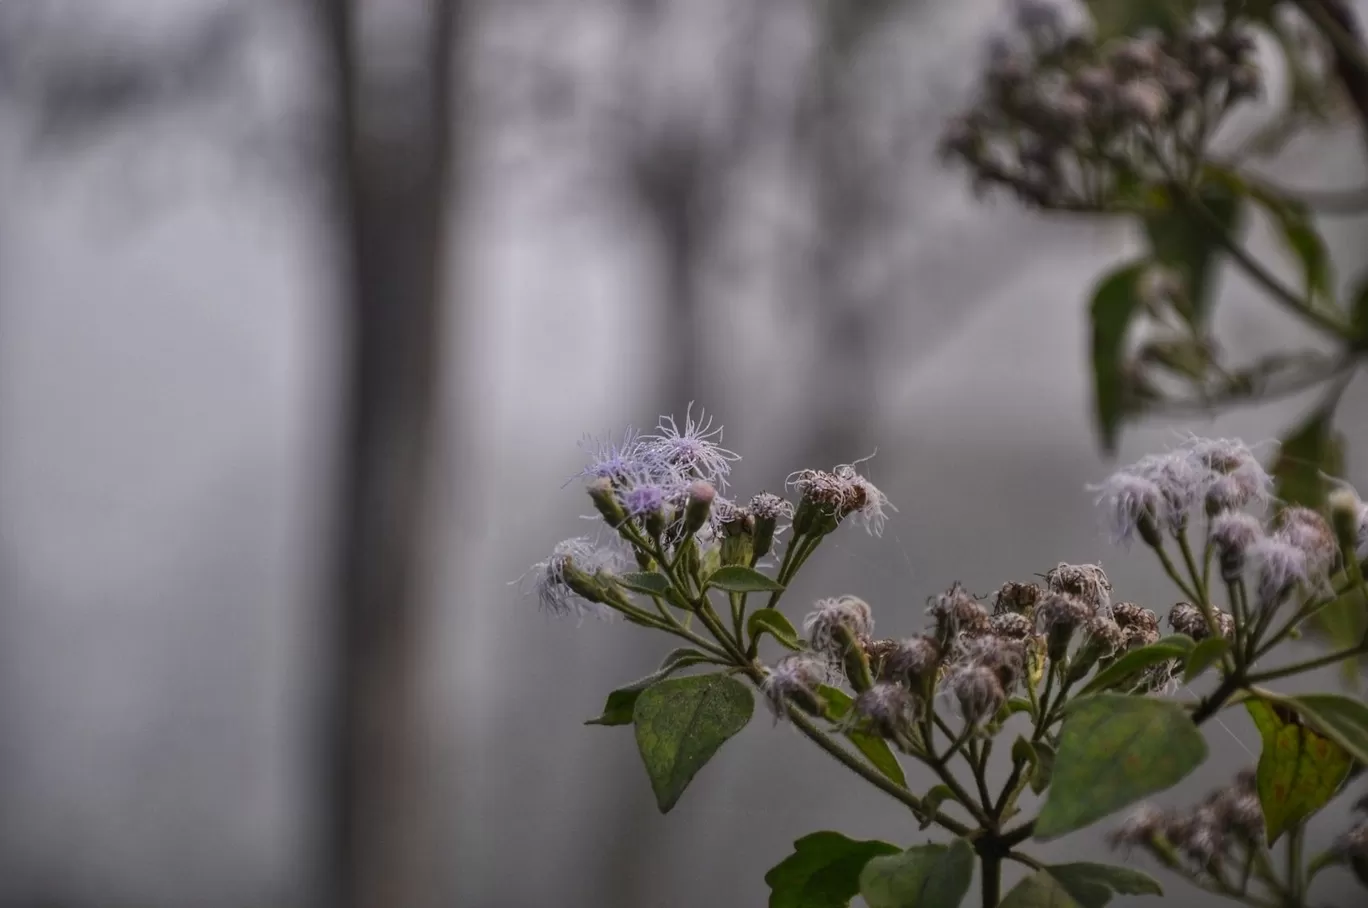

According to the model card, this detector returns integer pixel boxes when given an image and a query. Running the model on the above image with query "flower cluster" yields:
[941,6,1261,211]
[1110,770,1264,872]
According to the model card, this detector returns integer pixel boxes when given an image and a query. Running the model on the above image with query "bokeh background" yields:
[1,1,1367,906]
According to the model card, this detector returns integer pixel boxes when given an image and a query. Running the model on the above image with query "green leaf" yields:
[617,571,673,596]
[1089,262,1147,454]
[1183,637,1231,683]
[1246,699,1352,842]
[1031,740,1057,796]
[1265,693,1368,768]
[1035,694,1208,840]
[1085,0,1198,41]
[859,838,975,908]
[1143,181,1244,325]
[1077,636,1195,697]
[632,673,754,812]
[748,608,802,651]
[1246,184,1334,309]
[764,831,899,908]
[1045,863,1164,908]
[820,685,908,788]
[919,784,955,831]
[999,870,1083,908]
[585,648,717,726]
[1350,273,1368,335]
[706,564,785,593]
[1273,405,1344,512]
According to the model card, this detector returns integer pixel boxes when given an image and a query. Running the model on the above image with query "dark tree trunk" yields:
[311,3,460,908]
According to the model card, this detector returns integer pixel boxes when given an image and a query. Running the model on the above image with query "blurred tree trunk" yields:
[802,2,896,466]
[312,3,461,908]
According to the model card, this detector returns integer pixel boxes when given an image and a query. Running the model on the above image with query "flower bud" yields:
[586,476,627,527]
[682,480,716,536]
[1331,488,1364,566]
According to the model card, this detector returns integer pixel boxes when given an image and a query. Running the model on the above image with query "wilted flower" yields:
[1035,592,1094,634]
[1168,602,1234,641]
[880,635,942,686]
[762,652,829,721]
[928,583,992,639]
[947,664,1007,724]
[804,595,875,655]
[1089,470,1164,547]
[989,611,1034,640]
[1045,562,1112,613]
[520,537,621,620]
[749,492,794,521]
[993,581,1043,617]
[851,682,919,739]
[1247,537,1310,611]
[1274,507,1337,577]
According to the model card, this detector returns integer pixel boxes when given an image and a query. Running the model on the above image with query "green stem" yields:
[784,706,972,835]
[1286,824,1305,907]
[981,854,1001,908]
[1247,638,1368,683]
[1148,537,1203,604]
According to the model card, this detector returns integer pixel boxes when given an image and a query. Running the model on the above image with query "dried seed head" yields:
[1167,602,1233,641]
[928,583,992,639]
[1035,592,1094,634]
[1333,823,1368,860]
[947,664,1007,724]
[761,652,829,721]
[993,581,1043,617]
[1083,615,1125,655]
[990,611,1035,640]
[749,492,794,521]
[804,595,875,655]
[1045,562,1113,612]
[852,682,919,739]
[1112,602,1160,634]
[881,635,941,686]
[1089,470,1165,547]
[520,537,624,620]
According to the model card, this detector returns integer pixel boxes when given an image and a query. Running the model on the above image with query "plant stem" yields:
[981,854,1002,908]
[1286,825,1305,907]
[1246,638,1368,683]
[1147,537,1203,604]
[783,706,972,836]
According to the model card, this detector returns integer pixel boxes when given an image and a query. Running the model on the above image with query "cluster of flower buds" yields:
[1110,769,1264,872]
[941,5,1262,211]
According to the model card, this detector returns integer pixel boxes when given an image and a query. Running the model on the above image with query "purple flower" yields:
[643,405,740,489]
[576,428,652,485]
[1089,470,1163,546]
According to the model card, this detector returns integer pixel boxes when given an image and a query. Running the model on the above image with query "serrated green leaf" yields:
[1077,636,1194,697]
[1046,863,1164,907]
[764,831,899,908]
[1089,262,1148,454]
[706,564,785,593]
[858,838,975,908]
[1142,181,1244,325]
[1035,695,1207,840]
[1246,698,1352,842]
[585,648,716,726]
[1184,637,1231,683]
[919,784,955,831]
[632,673,753,812]
[820,685,908,788]
[1031,740,1057,796]
[748,608,802,651]
[617,571,673,596]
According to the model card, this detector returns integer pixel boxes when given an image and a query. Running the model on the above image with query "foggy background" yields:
[1,0,1366,906]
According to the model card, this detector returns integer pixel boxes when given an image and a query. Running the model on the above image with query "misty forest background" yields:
[2,1,1368,907]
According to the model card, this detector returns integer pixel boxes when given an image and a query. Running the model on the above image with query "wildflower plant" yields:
[942,0,1368,672]
[523,408,1368,907]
